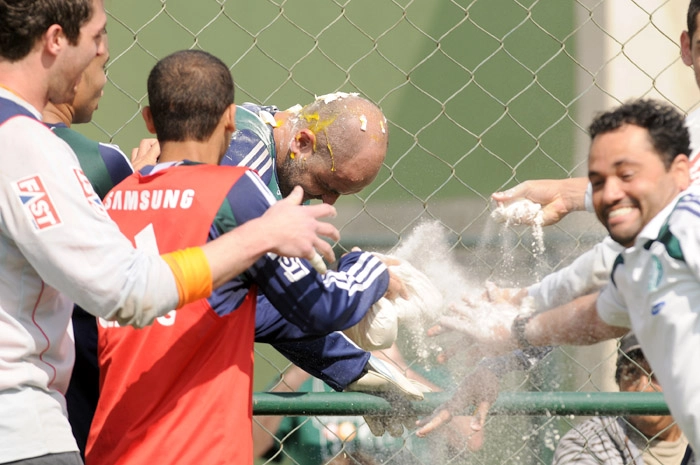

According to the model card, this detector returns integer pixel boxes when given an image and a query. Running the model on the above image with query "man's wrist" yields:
[511,314,534,349]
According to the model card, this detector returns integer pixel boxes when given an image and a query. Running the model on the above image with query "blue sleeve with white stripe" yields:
[98,142,134,189]
[223,170,389,334]
[249,251,388,334]
[270,334,371,391]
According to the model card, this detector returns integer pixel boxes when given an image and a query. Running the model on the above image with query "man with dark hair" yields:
[553,333,687,464]
[85,49,403,465]
[418,98,700,458]
[146,52,235,142]
[0,0,92,60]
[416,0,700,447]
[0,1,341,463]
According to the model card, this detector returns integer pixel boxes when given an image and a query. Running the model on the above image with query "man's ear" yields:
[142,107,157,134]
[671,153,691,190]
[44,24,65,57]
[290,129,316,158]
[224,104,236,132]
[681,31,693,67]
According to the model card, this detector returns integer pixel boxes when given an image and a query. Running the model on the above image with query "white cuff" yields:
[584,182,594,213]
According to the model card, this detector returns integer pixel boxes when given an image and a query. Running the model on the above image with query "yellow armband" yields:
[161,247,212,307]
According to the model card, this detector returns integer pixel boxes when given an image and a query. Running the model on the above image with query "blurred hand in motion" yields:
[447,415,487,452]
[431,283,526,365]
[415,365,499,439]
[131,138,161,171]
[491,177,589,226]
[481,281,528,306]
[427,288,521,361]
[263,185,339,263]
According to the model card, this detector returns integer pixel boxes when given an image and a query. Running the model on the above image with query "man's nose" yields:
[601,177,625,204]
[322,193,340,205]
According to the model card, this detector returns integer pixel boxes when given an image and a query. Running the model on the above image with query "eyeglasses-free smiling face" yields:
[588,124,688,248]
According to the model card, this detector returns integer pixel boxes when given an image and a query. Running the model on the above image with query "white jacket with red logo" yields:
[0,89,179,462]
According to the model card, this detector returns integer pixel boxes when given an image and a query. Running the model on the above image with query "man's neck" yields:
[158,140,221,165]
[42,102,74,126]
[628,417,683,442]
[0,59,49,113]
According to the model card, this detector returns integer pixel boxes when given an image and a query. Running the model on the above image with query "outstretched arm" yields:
[202,185,339,290]
[416,292,628,437]
[159,185,339,325]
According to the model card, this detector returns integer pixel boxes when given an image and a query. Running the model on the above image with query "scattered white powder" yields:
[491,199,545,256]
[370,221,535,363]
[440,286,534,343]
[343,254,442,351]
[359,114,367,131]
[543,427,562,452]
[348,220,541,374]
[371,221,468,360]
[490,199,543,226]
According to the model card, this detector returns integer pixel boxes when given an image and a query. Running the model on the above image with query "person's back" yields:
[89,163,260,464]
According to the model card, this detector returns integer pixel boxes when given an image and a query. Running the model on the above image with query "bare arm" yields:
[433,291,627,357]
[523,292,628,348]
[416,292,627,437]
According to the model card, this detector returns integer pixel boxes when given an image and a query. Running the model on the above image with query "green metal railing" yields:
[252,392,669,416]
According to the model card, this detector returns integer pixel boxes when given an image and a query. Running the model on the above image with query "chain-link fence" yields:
[88,0,698,463]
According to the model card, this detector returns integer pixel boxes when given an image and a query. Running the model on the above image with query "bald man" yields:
[222,94,422,436]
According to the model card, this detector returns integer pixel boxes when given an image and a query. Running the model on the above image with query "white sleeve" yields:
[584,181,594,213]
[0,118,178,327]
[527,236,623,311]
[596,282,631,328]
